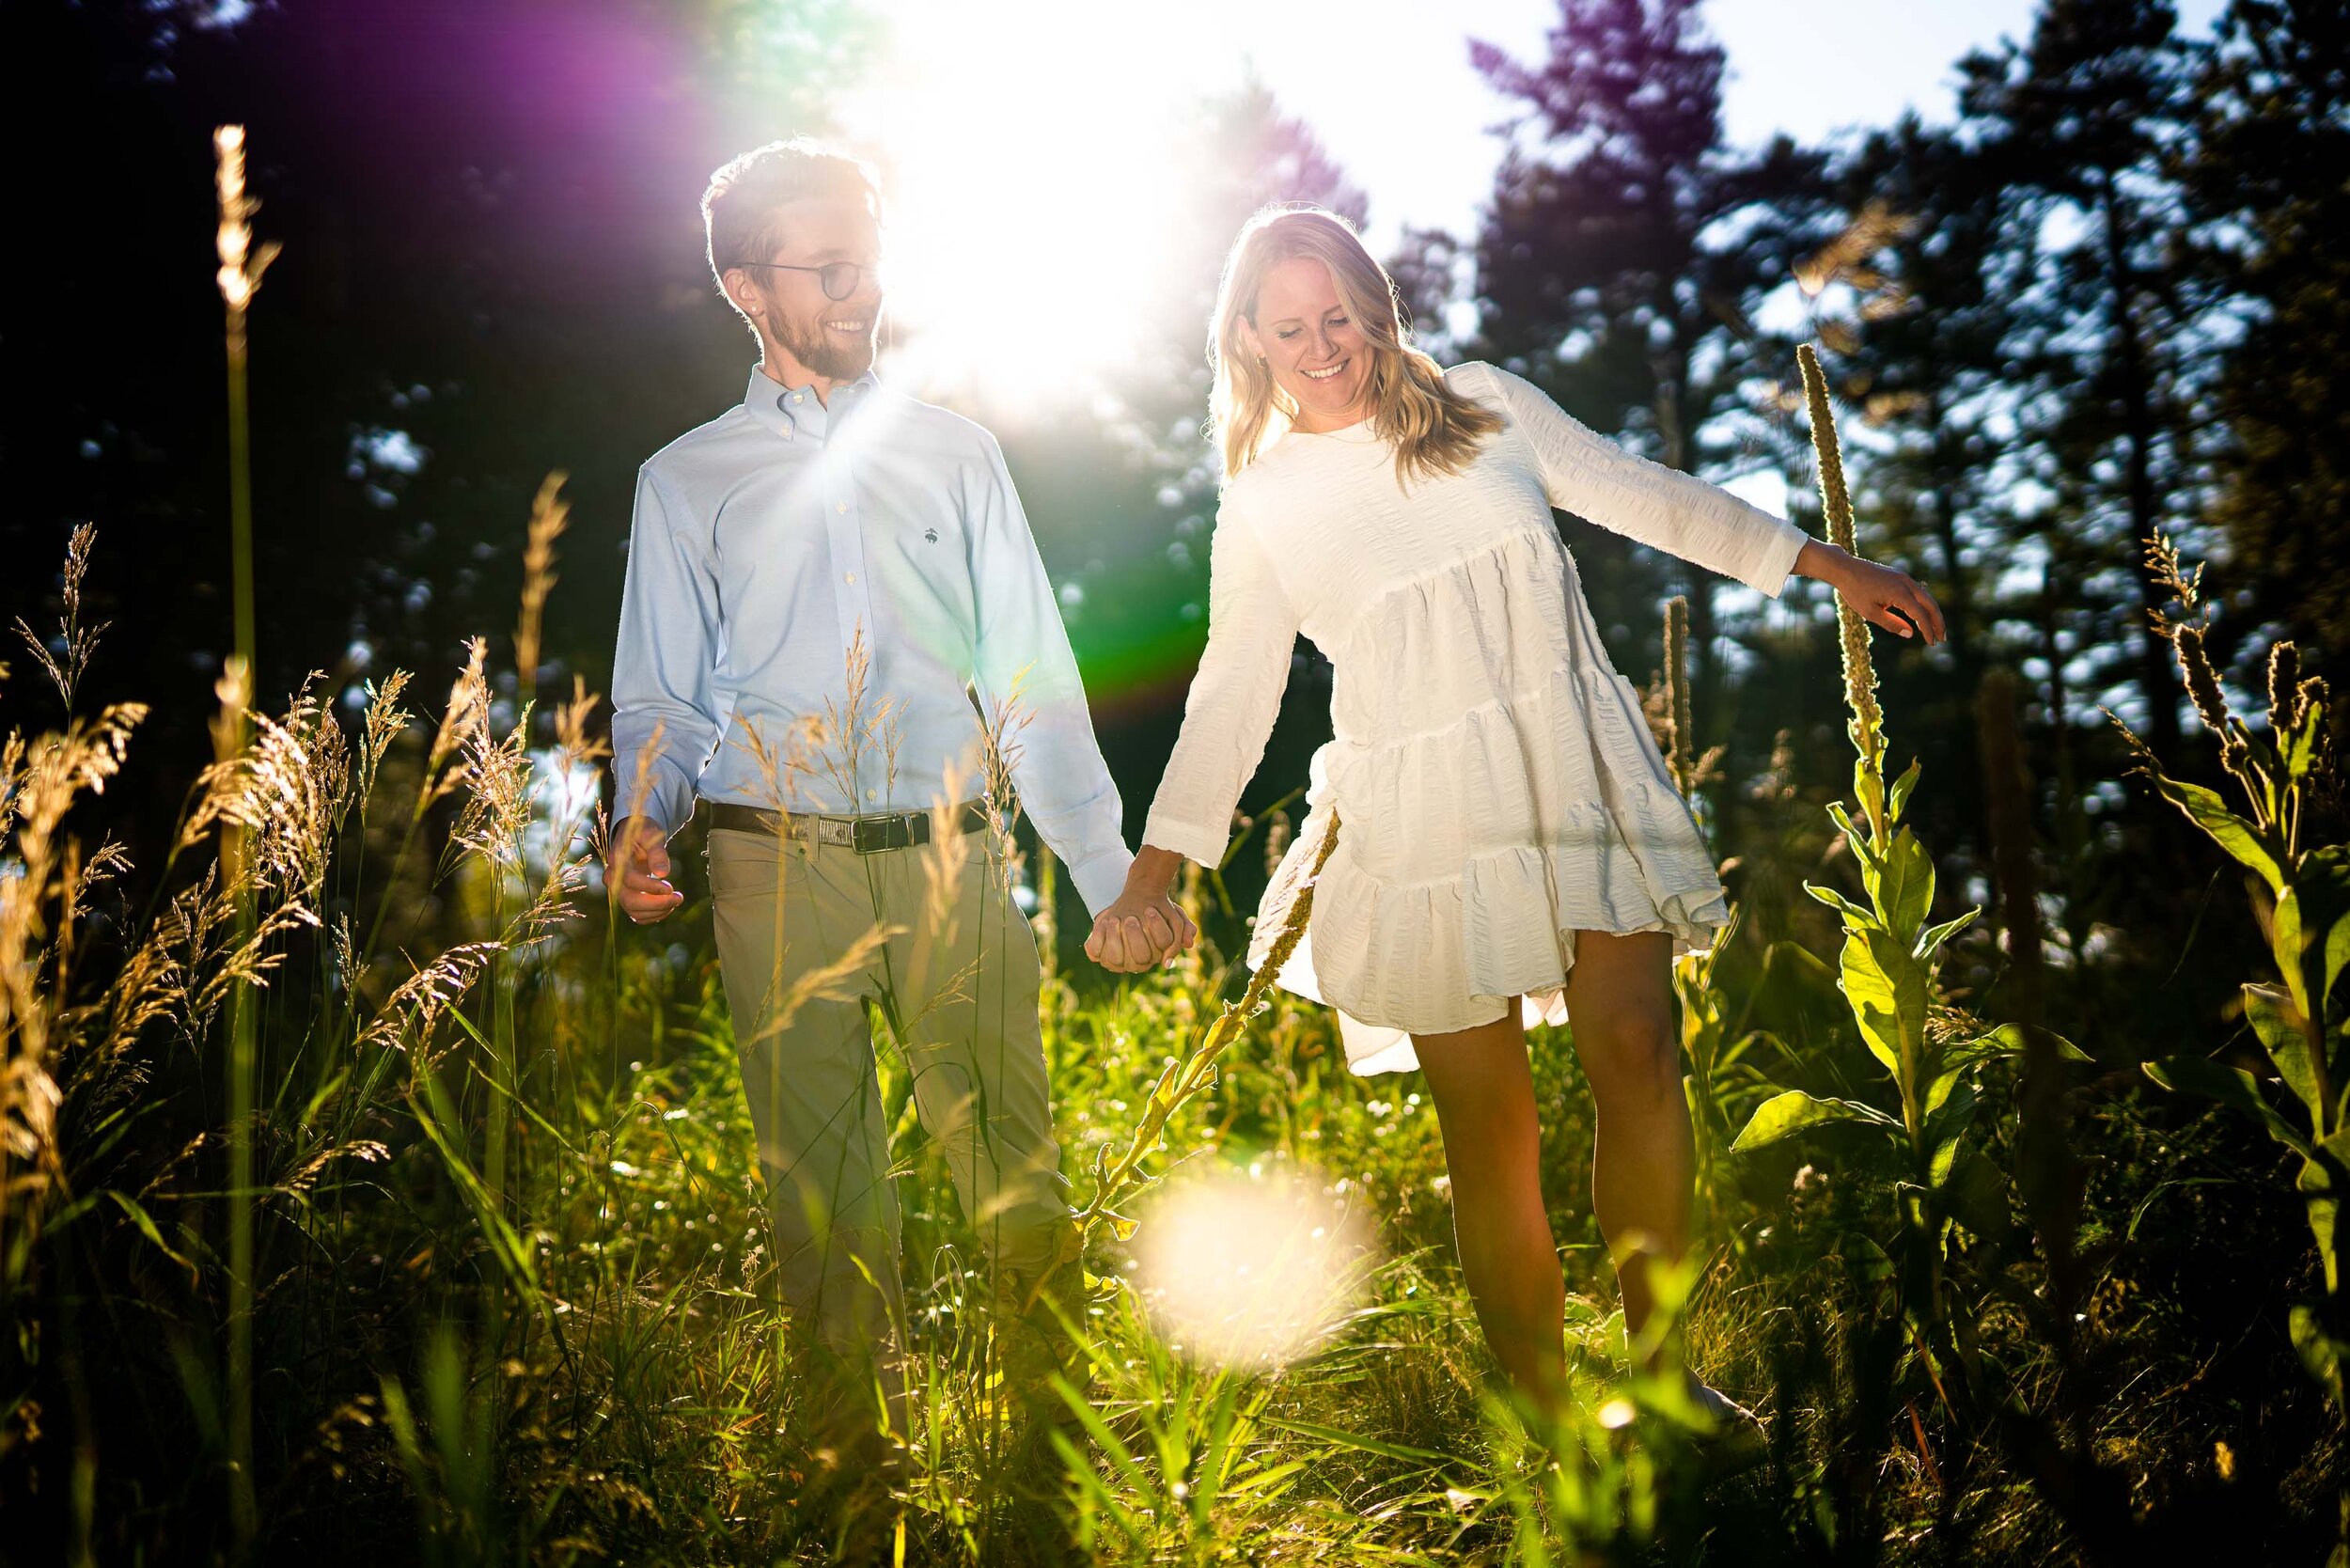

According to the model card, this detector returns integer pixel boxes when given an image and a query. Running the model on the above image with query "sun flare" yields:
[842,2,1242,409]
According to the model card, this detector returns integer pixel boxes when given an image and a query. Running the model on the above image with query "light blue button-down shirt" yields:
[610,368,1134,917]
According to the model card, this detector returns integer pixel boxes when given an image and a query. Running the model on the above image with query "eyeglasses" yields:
[732,259,881,301]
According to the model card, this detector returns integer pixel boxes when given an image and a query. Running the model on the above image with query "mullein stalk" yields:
[213,124,275,1548]
[1797,344,1886,836]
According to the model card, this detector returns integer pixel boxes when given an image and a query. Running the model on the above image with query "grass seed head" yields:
[513,472,570,698]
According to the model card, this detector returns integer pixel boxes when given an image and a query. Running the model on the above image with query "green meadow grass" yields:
[2,149,2339,1557]
[2,593,2335,1563]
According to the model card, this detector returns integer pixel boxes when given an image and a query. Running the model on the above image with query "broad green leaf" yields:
[1826,801,1877,866]
[1925,1079,1979,1184]
[2289,1303,2347,1408]
[1841,926,1928,1091]
[1840,1231,1898,1283]
[2275,886,2313,1019]
[2247,982,2322,1122]
[1888,757,1922,823]
[2143,1055,2315,1157]
[1942,1144,2013,1240]
[1876,828,1935,940]
[1730,1089,1897,1152]
[2296,847,2350,1010]
[2148,772,2283,894]
[1950,1022,2092,1069]
[2285,707,2321,783]
[2328,911,2350,1014]
[2306,1129,2350,1290]
[1803,881,1872,924]
[1855,758,1887,838]
[1915,907,1980,965]
[2302,1158,2342,1293]
[1926,1062,1964,1117]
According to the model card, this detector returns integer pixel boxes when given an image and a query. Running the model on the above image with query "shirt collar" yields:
[743,366,882,444]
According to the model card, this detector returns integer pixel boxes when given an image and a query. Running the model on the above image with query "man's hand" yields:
[1085,847,1198,973]
[609,815,685,924]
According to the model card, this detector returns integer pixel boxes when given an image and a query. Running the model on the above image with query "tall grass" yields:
[4,180,2346,1564]
[212,121,279,1543]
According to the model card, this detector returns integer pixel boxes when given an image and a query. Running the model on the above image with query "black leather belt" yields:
[707,799,992,855]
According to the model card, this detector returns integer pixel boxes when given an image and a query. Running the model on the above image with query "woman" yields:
[1085,207,1945,1417]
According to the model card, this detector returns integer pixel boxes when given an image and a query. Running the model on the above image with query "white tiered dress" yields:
[1141,362,1809,1075]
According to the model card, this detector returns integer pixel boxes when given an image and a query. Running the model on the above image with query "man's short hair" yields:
[701,138,882,293]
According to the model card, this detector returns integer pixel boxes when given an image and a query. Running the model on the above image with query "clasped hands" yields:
[617,813,1199,972]
[1084,845,1198,973]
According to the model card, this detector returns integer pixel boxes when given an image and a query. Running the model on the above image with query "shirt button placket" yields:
[827,452,874,808]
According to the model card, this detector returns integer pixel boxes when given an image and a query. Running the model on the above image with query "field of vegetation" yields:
[5,304,2347,1565]
[10,1,2350,1554]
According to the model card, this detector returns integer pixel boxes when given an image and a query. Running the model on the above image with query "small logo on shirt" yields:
[923,527,939,543]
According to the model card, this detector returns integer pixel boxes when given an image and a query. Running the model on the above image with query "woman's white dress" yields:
[1141,362,1809,1074]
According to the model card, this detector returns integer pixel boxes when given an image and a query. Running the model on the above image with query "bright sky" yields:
[1245,0,2232,249]
[846,0,2230,401]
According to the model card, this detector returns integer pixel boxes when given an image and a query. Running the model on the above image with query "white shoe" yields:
[1686,1374,1763,1435]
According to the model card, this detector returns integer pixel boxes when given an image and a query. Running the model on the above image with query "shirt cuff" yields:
[1141,811,1230,872]
[1742,520,1810,599]
[1060,843,1136,923]
[614,759,697,839]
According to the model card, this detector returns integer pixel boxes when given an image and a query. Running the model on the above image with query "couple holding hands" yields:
[606,139,1945,1432]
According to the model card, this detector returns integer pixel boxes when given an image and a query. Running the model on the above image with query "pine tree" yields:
[1467,0,1834,774]
[1956,0,2210,756]
[2190,0,2350,655]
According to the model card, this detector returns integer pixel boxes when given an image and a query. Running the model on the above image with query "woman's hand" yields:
[1798,541,1947,646]
[1086,846,1198,973]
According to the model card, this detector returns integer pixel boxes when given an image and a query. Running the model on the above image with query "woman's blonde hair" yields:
[1208,205,1501,485]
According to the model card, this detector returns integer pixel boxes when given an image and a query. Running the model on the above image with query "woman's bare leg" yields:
[1559,929,1691,1343]
[1412,1004,1568,1415]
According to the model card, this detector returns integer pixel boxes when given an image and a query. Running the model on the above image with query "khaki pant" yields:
[705,817,1070,1400]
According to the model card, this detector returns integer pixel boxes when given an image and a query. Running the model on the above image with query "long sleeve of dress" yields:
[610,463,728,837]
[1142,506,1300,869]
[967,434,1135,920]
[1476,362,1808,598]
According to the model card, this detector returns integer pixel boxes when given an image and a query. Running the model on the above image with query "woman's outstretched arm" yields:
[1474,360,1944,644]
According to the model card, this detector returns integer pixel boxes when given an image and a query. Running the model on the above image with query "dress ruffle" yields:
[1246,526,1730,1075]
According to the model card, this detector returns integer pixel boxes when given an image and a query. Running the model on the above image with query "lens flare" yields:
[843,1,1239,406]
[1132,1168,1375,1372]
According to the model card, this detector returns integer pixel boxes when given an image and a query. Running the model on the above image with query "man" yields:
[605,139,1185,1433]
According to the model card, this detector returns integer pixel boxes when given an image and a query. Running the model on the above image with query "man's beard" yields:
[776,307,876,382]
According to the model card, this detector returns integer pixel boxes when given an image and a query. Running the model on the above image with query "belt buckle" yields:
[851,815,910,855]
